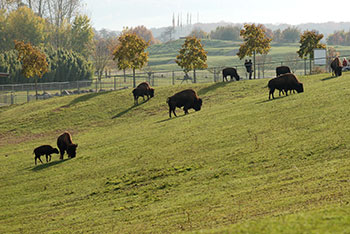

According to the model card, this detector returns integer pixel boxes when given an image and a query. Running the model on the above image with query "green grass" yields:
[1,72,350,233]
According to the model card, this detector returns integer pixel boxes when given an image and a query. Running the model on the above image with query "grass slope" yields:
[1,73,350,233]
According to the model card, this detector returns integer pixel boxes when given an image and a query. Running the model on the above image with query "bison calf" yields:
[33,145,59,165]
[57,132,78,160]
[222,67,240,82]
[132,82,155,104]
[167,89,202,118]
[268,73,303,99]
[276,66,291,77]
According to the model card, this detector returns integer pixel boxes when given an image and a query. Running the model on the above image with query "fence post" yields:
[114,76,116,90]
[11,92,14,105]
[77,81,80,93]
[27,90,29,102]
[213,68,216,82]
[95,79,98,92]
[172,71,175,85]
[304,59,307,75]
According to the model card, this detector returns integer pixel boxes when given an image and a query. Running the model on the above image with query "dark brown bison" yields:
[276,66,291,76]
[33,145,59,165]
[132,82,155,104]
[222,67,240,82]
[57,132,78,160]
[330,57,343,77]
[167,89,202,117]
[268,73,304,99]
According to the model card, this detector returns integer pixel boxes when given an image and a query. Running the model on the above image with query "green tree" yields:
[112,33,149,88]
[70,15,94,57]
[14,40,48,99]
[6,6,46,48]
[237,24,272,79]
[188,27,208,39]
[297,30,326,72]
[175,36,208,83]
[210,25,241,41]
[281,27,300,43]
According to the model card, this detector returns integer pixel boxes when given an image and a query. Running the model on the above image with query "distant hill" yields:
[151,21,350,41]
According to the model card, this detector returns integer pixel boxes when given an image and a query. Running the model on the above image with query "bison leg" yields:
[59,149,64,160]
[35,155,43,165]
[269,88,275,99]
[46,154,51,162]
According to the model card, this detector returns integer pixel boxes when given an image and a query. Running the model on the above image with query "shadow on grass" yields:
[256,95,288,104]
[321,76,338,81]
[61,91,112,108]
[112,99,149,119]
[155,113,187,123]
[31,158,71,171]
[198,81,231,96]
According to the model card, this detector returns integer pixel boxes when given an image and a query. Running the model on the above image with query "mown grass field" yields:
[147,39,350,71]
[1,72,350,233]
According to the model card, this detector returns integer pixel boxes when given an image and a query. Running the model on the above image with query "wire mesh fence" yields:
[0,56,333,106]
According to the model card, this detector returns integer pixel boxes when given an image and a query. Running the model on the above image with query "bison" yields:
[268,73,304,100]
[57,132,78,160]
[276,66,291,77]
[167,89,202,118]
[132,82,155,104]
[222,67,240,82]
[330,57,342,77]
[33,145,59,165]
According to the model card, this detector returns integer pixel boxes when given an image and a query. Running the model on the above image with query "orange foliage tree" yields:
[15,40,48,100]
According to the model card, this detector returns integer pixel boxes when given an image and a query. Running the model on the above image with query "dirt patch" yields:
[0,129,80,147]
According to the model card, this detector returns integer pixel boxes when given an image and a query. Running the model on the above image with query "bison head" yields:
[67,144,78,158]
[296,83,304,93]
[149,88,155,98]
[194,98,203,111]
[52,148,59,154]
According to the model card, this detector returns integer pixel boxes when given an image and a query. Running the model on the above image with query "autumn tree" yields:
[188,27,208,39]
[281,27,301,43]
[6,6,46,48]
[237,24,271,79]
[15,40,48,99]
[297,30,326,71]
[112,33,149,88]
[175,36,208,83]
[128,25,158,45]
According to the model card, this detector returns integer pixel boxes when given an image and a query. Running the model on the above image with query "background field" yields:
[1,72,350,233]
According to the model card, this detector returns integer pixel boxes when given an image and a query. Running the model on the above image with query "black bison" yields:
[330,57,342,77]
[132,82,155,104]
[222,67,240,82]
[57,132,78,160]
[167,89,202,118]
[33,145,59,165]
[276,66,291,77]
[268,73,304,99]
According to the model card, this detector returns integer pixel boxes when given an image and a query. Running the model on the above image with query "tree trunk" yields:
[133,68,136,88]
[123,69,126,83]
[193,69,196,83]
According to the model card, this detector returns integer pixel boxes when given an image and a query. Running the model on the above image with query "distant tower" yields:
[172,13,175,28]
[190,13,192,25]
[177,14,180,27]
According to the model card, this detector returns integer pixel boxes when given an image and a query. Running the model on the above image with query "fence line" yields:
[0,55,337,106]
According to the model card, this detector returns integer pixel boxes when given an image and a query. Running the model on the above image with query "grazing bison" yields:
[222,67,240,82]
[132,82,155,104]
[268,73,304,100]
[167,89,202,118]
[276,66,291,77]
[33,145,59,165]
[330,57,343,77]
[57,132,78,160]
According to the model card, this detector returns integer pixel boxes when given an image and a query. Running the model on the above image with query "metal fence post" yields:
[11,92,14,105]
[172,71,175,85]
[27,90,29,102]
[114,76,116,90]
[213,68,216,82]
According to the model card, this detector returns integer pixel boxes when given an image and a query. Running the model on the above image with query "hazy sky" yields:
[83,0,343,31]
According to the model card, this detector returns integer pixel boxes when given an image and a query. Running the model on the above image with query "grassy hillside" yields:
[1,73,350,233]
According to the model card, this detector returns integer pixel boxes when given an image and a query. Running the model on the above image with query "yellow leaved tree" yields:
[15,40,48,100]
[175,36,208,83]
[112,33,149,88]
